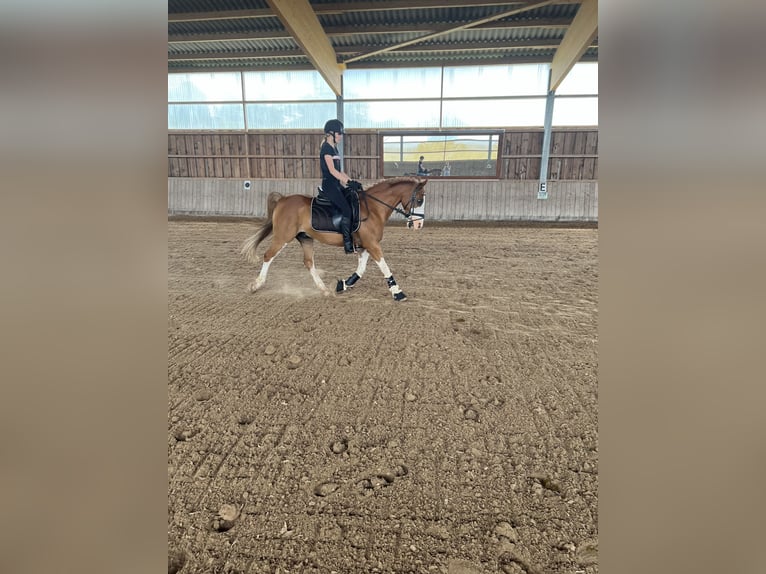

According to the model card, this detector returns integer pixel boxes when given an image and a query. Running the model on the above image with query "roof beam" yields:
[342,0,559,64]
[264,0,343,95]
[549,0,597,90]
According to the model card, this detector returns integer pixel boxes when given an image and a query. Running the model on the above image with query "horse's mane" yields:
[367,176,424,190]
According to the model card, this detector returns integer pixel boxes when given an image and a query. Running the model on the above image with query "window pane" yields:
[243,70,335,101]
[168,104,244,129]
[552,97,598,126]
[443,64,549,97]
[382,133,500,177]
[246,102,336,129]
[345,101,440,128]
[442,98,546,127]
[168,72,242,102]
[344,68,442,99]
[555,62,598,95]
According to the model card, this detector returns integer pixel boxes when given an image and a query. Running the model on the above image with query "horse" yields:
[241,176,427,301]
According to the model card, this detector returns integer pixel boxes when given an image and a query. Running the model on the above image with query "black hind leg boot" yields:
[339,216,355,254]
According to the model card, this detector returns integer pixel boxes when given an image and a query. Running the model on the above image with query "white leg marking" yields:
[375,257,403,296]
[376,257,392,278]
[355,249,370,277]
[309,264,329,294]
[249,245,285,292]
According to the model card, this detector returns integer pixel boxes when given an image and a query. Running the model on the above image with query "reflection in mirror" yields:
[382,132,502,178]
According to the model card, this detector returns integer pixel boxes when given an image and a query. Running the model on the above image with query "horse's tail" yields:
[240,192,282,263]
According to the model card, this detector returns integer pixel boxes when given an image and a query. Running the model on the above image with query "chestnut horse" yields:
[241,177,427,301]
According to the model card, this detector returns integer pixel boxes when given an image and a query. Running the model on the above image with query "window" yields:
[246,102,336,130]
[168,63,599,130]
[381,131,503,178]
[168,72,242,102]
[168,104,244,130]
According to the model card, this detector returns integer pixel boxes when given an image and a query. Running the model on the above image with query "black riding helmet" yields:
[324,119,344,135]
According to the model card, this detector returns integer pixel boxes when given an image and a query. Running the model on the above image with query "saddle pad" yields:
[311,189,361,233]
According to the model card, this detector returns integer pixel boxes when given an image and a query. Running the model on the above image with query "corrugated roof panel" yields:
[331,32,426,48]
[329,27,565,48]
[169,55,313,70]
[169,16,284,36]
[170,38,299,55]
[168,2,596,71]
[169,0,269,13]
[441,27,566,43]
[316,3,580,26]
[318,6,527,28]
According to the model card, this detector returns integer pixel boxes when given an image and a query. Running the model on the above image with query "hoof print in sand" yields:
[313,481,341,497]
[461,405,480,422]
[211,503,240,532]
[356,475,391,494]
[237,413,255,425]
[356,464,408,494]
[392,464,409,477]
[329,438,348,454]
[173,429,197,442]
[529,474,562,496]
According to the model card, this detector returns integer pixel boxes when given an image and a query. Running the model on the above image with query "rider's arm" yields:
[324,154,350,186]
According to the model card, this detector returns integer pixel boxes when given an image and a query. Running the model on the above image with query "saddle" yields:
[311,187,361,233]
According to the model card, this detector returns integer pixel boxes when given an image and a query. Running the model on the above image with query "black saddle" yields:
[311,187,361,233]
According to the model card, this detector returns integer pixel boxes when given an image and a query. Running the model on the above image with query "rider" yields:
[320,119,356,254]
[417,155,429,176]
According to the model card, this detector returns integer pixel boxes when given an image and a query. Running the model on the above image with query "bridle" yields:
[357,184,425,223]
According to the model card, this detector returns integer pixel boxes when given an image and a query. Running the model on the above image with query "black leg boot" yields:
[339,216,355,254]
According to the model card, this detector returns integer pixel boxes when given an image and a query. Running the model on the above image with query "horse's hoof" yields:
[336,279,346,293]
[248,282,260,293]
[393,292,407,302]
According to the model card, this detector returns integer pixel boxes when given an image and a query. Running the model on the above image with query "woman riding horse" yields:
[320,119,356,253]
[241,177,427,301]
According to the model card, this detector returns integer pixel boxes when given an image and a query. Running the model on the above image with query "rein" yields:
[358,187,424,221]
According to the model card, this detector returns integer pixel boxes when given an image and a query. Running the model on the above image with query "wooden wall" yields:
[168,128,597,181]
[168,178,598,222]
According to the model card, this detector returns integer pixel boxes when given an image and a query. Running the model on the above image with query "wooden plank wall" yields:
[168,178,598,222]
[168,128,598,181]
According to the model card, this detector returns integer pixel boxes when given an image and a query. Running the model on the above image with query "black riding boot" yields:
[339,216,355,254]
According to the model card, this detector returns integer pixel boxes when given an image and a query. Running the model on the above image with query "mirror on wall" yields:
[381,131,503,179]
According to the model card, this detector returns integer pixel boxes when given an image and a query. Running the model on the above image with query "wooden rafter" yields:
[549,0,597,90]
[264,0,343,95]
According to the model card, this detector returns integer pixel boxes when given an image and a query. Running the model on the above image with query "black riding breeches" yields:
[321,180,352,220]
